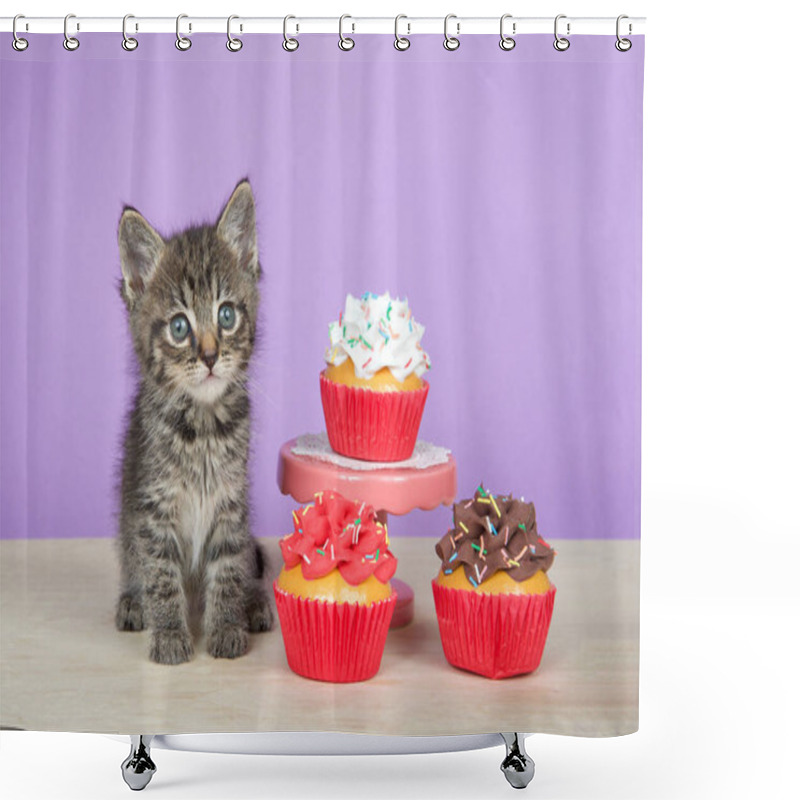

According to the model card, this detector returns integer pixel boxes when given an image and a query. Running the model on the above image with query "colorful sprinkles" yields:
[438,485,554,587]
[325,292,431,380]
[281,491,394,583]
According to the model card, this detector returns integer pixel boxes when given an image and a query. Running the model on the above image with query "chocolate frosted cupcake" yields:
[431,486,556,679]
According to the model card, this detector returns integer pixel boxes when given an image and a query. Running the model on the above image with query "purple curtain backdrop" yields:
[0,33,643,542]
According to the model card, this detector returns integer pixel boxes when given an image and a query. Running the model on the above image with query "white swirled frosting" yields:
[326,292,432,381]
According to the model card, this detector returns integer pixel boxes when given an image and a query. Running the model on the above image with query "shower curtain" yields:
[0,29,643,738]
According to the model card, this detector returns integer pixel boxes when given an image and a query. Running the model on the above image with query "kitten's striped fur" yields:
[115,180,273,664]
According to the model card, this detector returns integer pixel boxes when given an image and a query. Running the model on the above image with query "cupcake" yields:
[431,486,556,679]
[273,490,397,682]
[320,292,431,461]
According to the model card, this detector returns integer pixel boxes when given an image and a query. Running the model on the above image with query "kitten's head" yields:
[118,180,260,405]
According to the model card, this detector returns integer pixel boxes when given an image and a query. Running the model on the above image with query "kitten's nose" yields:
[199,333,218,371]
[201,350,218,370]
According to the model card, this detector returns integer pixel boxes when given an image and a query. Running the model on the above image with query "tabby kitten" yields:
[115,180,273,665]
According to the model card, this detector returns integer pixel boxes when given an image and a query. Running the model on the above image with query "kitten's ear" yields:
[217,180,260,278]
[118,208,164,308]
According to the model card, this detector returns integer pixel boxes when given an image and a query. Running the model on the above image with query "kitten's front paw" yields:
[116,593,145,631]
[149,629,194,665]
[207,625,249,659]
[248,596,274,633]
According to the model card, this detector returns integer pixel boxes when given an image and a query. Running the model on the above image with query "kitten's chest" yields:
[177,483,223,567]
[173,440,240,567]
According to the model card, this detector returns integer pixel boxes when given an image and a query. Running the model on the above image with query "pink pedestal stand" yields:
[277,438,457,628]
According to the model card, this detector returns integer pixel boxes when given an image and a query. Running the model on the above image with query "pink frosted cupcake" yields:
[273,490,397,682]
[432,486,557,679]
[320,292,430,462]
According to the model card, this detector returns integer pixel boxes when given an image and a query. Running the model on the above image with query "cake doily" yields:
[291,433,451,471]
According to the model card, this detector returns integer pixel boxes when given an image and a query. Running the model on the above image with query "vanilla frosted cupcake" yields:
[320,292,430,461]
[432,486,557,679]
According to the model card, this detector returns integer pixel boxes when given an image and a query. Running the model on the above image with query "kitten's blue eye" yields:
[170,314,190,342]
[218,304,236,330]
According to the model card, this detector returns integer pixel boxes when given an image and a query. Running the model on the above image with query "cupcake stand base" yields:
[276,436,460,629]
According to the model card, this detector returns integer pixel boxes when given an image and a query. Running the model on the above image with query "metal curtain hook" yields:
[176,14,191,51]
[394,14,410,51]
[443,14,460,51]
[227,15,243,51]
[499,14,516,51]
[12,14,29,51]
[339,14,355,51]
[122,14,138,51]
[554,14,570,51]
[63,13,80,51]
[282,15,299,51]
[616,14,632,51]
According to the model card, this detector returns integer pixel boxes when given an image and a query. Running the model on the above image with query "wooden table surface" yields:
[0,537,638,737]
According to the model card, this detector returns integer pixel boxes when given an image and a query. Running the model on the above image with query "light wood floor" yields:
[0,537,638,737]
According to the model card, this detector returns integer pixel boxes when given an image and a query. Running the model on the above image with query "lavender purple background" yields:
[0,33,643,541]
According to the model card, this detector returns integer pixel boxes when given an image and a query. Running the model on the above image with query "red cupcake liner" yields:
[273,582,397,683]
[431,581,556,680]
[319,373,429,462]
